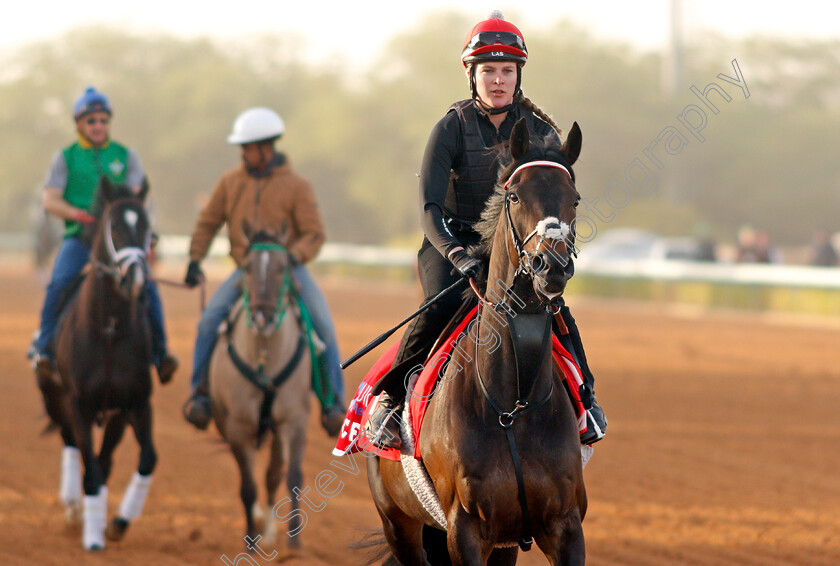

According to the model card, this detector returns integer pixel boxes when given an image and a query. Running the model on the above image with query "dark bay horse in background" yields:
[209,226,312,548]
[367,119,587,565]
[38,178,159,551]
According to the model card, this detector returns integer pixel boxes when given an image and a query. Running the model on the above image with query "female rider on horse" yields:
[366,11,607,448]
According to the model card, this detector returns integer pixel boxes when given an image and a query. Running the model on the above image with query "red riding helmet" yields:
[461,10,528,67]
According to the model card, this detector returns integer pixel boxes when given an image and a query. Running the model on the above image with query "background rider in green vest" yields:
[30,87,178,387]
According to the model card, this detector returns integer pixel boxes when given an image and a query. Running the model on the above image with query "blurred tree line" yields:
[1,12,838,247]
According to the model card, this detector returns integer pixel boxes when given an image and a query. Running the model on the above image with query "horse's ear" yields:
[510,118,530,161]
[561,122,582,166]
[100,175,115,203]
[136,176,149,202]
[242,219,254,243]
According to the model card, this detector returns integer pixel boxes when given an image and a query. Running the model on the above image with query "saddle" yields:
[332,307,587,461]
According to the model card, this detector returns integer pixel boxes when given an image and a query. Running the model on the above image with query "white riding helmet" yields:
[227,107,285,145]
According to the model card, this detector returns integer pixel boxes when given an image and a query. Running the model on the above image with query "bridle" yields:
[470,160,576,313]
[503,160,575,277]
[241,242,293,333]
[93,200,151,286]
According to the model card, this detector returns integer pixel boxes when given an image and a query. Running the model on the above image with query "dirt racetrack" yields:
[1,260,839,566]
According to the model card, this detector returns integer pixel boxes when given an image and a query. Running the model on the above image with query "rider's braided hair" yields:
[519,95,562,137]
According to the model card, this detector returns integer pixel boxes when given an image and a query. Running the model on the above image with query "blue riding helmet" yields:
[73,87,112,120]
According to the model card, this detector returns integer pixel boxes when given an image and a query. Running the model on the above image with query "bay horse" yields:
[38,177,159,551]
[209,225,312,548]
[367,118,587,565]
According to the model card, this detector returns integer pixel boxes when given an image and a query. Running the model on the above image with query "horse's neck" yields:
[472,233,551,404]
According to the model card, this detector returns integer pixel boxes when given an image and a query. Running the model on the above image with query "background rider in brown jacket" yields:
[181,107,345,434]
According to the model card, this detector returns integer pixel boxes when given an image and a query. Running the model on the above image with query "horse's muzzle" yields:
[250,308,278,336]
[531,252,574,302]
[119,262,146,300]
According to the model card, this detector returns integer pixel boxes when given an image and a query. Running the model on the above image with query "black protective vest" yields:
[443,100,537,227]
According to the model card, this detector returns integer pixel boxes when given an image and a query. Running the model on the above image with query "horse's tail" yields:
[349,528,400,566]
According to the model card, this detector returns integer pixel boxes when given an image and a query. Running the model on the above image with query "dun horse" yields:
[38,178,161,551]
[367,119,587,565]
[209,226,312,547]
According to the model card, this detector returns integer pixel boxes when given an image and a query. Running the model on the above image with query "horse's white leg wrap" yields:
[60,447,82,506]
[83,486,108,550]
[118,472,153,521]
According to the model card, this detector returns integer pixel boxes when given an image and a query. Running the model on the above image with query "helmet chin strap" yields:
[469,64,523,115]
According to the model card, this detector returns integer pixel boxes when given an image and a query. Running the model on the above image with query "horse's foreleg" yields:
[487,546,519,566]
[70,404,107,551]
[261,430,285,546]
[447,506,492,566]
[60,445,83,527]
[98,413,128,482]
[281,420,307,548]
[366,457,430,566]
[106,402,156,543]
[40,381,82,523]
[230,436,259,543]
[537,508,585,566]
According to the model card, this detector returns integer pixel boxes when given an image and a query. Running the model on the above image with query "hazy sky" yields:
[3,1,838,66]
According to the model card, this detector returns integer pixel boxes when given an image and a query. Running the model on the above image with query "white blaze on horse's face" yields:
[259,251,270,288]
[249,249,279,337]
[124,209,138,229]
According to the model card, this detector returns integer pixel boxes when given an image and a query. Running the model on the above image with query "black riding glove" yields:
[184,260,204,288]
[448,248,481,279]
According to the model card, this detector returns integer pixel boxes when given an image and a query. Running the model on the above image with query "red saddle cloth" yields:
[332,306,587,461]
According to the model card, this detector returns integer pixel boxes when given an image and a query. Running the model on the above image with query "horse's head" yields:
[241,221,293,336]
[90,176,151,300]
[474,119,582,309]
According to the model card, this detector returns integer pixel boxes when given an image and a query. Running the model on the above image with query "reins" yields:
[152,276,206,312]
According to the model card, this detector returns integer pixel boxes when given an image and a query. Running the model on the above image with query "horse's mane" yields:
[469,134,572,264]
[248,230,280,247]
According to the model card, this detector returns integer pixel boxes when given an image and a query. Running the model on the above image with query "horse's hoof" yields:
[86,543,104,552]
[286,534,302,550]
[105,517,129,541]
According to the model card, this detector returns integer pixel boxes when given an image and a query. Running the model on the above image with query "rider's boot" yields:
[30,330,58,387]
[34,353,57,388]
[557,302,607,446]
[580,393,607,445]
[182,384,212,431]
[155,352,179,385]
[365,392,403,450]
[321,401,346,438]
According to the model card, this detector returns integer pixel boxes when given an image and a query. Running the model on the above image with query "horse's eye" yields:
[509,193,520,204]
[573,198,580,208]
